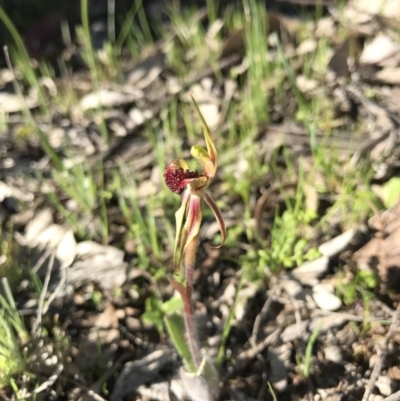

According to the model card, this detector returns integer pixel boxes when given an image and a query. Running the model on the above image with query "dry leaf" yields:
[328,37,361,76]
[0,91,38,113]
[350,0,400,21]
[374,67,400,84]
[77,303,119,371]
[359,34,400,66]
[353,200,400,287]
[80,89,138,111]
[126,51,164,89]
[110,349,174,401]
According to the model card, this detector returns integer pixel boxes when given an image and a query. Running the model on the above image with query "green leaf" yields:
[142,296,164,334]
[381,177,400,208]
[164,313,195,372]
[161,296,183,315]
[358,270,378,289]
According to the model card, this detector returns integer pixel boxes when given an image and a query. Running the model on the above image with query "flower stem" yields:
[183,235,202,369]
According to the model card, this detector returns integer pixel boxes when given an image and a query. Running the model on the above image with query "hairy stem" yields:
[183,234,202,369]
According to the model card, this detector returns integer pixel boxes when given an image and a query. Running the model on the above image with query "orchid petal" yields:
[168,158,189,170]
[203,192,226,247]
[183,194,202,256]
[191,145,215,178]
[173,188,190,274]
[190,94,217,168]
[187,175,208,191]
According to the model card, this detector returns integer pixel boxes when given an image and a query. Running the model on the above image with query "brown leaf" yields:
[353,200,400,287]
[328,37,362,76]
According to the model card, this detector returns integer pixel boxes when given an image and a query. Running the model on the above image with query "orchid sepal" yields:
[173,189,190,274]
[203,192,226,247]
[190,94,217,168]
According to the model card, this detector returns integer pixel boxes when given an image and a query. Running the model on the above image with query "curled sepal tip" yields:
[203,192,226,248]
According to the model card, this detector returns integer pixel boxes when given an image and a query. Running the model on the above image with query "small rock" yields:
[310,315,347,332]
[281,321,308,343]
[268,344,292,392]
[126,51,164,89]
[198,103,220,129]
[297,38,317,55]
[318,229,356,258]
[291,256,329,285]
[323,395,343,401]
[24,208,53,243]
[110,348,174,401]
[0,91,38,113]
[324,345,343,363]
[296,75,319,93]
[312,285,342,311]
[375,376,393,397]
[280,279,303,298]
[369,354,381,369]
[125,317,141,331]
[80,89,137,110]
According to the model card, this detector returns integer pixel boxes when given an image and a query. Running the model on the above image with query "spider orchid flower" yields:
[164,95,226,274]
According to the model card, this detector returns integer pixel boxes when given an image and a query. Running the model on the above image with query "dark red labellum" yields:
[164,167,200,194]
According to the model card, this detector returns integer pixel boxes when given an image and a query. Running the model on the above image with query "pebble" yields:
[324,345,343,363]
[268,344,292,392]
[281,321,308,343]
[310,315,347,332]
[318,229,355,257]
[125,317,141,331]
[291,256,330,285]
[281,279,303,298]
[312,284,342,311]
[375,376,393,397]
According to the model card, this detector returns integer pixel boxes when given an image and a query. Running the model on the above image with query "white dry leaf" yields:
[350,0,400,21]
[110,349,174,401]
[297,38,318,55]
[0,68,14,85]
[318,229,356,258]
[137,180,158,199]
[375,376,394,397]
[165,76,182,95]
[80,89,137,111]
[24,209,53,244]
[359,34,400,66]
[189,84,215,104]
[75,240,124,263]
[55,228,77,268]
[291,256,330,286]
[374,67,400,84]
[66,241,127,291]
[136,383,170,401]
[20,210,77,270]
[0,181,12,202]
[34,224,77,267]
[0,91,38,113]
[126,51,164,89]
[268,344,291,392]
[312,284,342,311]
[315,16,336,38]
[198,103,220,130]
[180,369,215,401]
[128,107,153,126]
[206,19,224,52]
[233,283,258,322]
[296,76,319,95]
